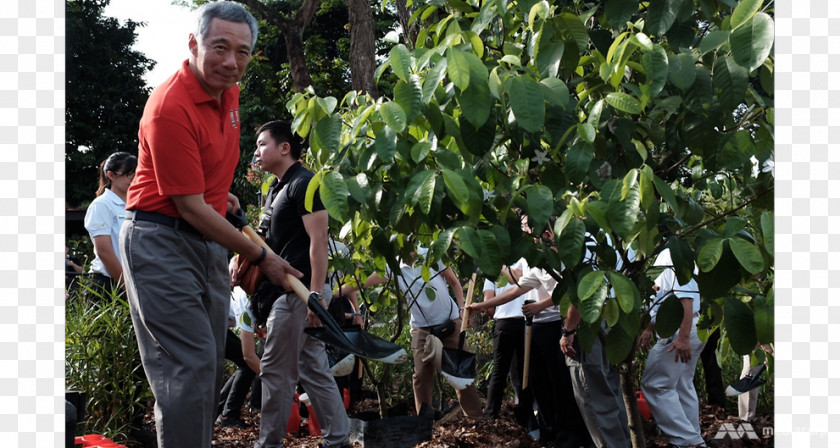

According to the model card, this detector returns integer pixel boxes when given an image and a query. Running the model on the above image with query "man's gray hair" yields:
[195,1,259,49]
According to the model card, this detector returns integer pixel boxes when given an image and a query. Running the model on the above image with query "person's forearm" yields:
[443,268,464,307]
[481,284,530,308]
[564,305,581,330]
[172,194,264,261]
[678,298,693,338]
[240,331,260,374]
[93,236,123,283]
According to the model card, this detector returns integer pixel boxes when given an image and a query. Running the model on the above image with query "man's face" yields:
[189,18,253,98]
[253,130,288,172]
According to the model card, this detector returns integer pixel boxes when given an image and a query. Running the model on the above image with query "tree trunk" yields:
[346,0,379,97]
[234,0,319,92]
[618,361,646,448]
[395,0,415,50]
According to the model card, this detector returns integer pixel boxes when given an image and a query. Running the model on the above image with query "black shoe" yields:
[216,414,247,428]
[317,443,353,448]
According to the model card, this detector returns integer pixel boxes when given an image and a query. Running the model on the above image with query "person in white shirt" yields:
[468,217,590,447]
[83,151,136,296]
[338,248,483,418]
[636,248,706,448]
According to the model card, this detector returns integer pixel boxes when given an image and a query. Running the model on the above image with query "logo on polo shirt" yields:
[230,108,240,129]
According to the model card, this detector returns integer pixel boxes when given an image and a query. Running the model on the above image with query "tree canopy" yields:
[66,0,155,208]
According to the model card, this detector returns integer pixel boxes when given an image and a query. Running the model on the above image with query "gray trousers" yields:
[120,219,229,448]
[566,335,632,448]
[256,287,350,448]
[641,324,705,446]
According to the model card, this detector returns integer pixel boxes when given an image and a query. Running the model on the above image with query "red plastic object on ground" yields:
[287,393,301,433]
[343,388,350,410]
[75,434,109,446]
[299,393,322,436]
[636,391,651,421]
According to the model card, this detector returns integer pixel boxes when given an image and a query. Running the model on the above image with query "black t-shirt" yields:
[260,161,325,288]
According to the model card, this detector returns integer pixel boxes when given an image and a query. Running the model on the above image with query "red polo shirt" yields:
[126,60,241,218]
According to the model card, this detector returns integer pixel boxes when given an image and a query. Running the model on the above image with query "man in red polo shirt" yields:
[118,3,301,447]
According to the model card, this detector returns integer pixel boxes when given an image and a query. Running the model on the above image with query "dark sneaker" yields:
[216,414,247,428]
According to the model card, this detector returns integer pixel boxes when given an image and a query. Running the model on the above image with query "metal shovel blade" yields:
[304,293,407,364]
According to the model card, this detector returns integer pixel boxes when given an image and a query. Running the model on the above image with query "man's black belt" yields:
[125,210,204,238]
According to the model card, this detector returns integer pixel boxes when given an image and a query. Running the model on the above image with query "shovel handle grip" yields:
[241,225,313,303]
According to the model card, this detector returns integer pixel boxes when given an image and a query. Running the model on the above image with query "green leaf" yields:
[422,62,447,104]
[346,173,371,204]
[394,75,422,123]
[555,218,585,268]
[457,226,481,259]
[578,270,606,300]
[753,302,773,345]
[728,237,765,274]
[458,75,493,128]
[668,53,696,90]
[442,168,470,211]
[304,170,324,213]
[577,123,596,143]
[607,271,637,313]
[320,171,350,221]
[446,48,471,92]
[380,102,407,132]
[761,211,774,255]
[648,170,678,213]
[556,12,590,53]
[535,25,564,78]
[722,217,747,238]
[528,0,550,31]
[730,0,763,30]
[666,236,695,286]
[605,92,643,114]
[654,295,684,338]
[312,114,342,155]
[642,44,669,97]
[509,76,545,133]
[697,237,723,272]
[713,55,749,110]
[540,77,570,109]
[604,325,634,364]
[390,44,412,82]
[724,297,757,356]
[374,125,397,160]
[579,280,608,324]
[604,0,638,30]
[566,140,594,184]
[526,185,554,234]
[646,0,683,37]
[730,12,775,71]
[459,114,496,157]
[699,30,730,55]
[607,172,641,238]
[410,141,433,163]
[603,299,620,328]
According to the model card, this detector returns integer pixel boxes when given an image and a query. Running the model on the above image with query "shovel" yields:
[440,272,478,390]
[522,299,534,389]
[230,211,407,364]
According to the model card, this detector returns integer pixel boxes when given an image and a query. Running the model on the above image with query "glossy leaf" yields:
[668,53,696,90]
[753,302,773,345]
[394,75,422,123]
[374,125,397,160]
[555,218,585,268]
[728,237,765,274]
[446,48,471,92]
[579,280,608,324]
[390,44,412,82]
[761,211,774,255]
[646,0,683,37]
[699,30,730,55]
[654,295,683,338]
[526,185,554,234]
[607,271,637,313]
[730,0,763,30]
[604,0,638,30]
[605,92,643,114]
[578,270,606,300]
[697,237,723,272]
[605,325,634,364]
[312,113,342,155]
[535,25,564,78]
[724,297,757,356]
[380,102,407,132]
[422,62,447,104]
[730,12,775,71]
[555,12,590,53]
[603,299,620,328]
[509,76,545,133]
[320,171,350,221]
[642,44,669,97]
[442,168,470,211]
[540,77,570,109]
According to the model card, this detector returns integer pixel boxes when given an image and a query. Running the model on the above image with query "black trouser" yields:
[218,330,259,418]
[484,318,533,423]
[530,319,590,447]
[700,328,726,408]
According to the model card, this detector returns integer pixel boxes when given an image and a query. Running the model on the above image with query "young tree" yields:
[65,0,155,207]
[288,0,774,445]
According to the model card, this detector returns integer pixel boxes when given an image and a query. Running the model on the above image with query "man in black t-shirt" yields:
[251,120,351,448]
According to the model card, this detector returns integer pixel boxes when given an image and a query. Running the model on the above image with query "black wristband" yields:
[252,247,267,266]
[562,327,577,337]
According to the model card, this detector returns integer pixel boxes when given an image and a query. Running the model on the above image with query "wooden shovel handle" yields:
[460,272,477,333]
[522,326,532,389]
[242,225,311,303]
